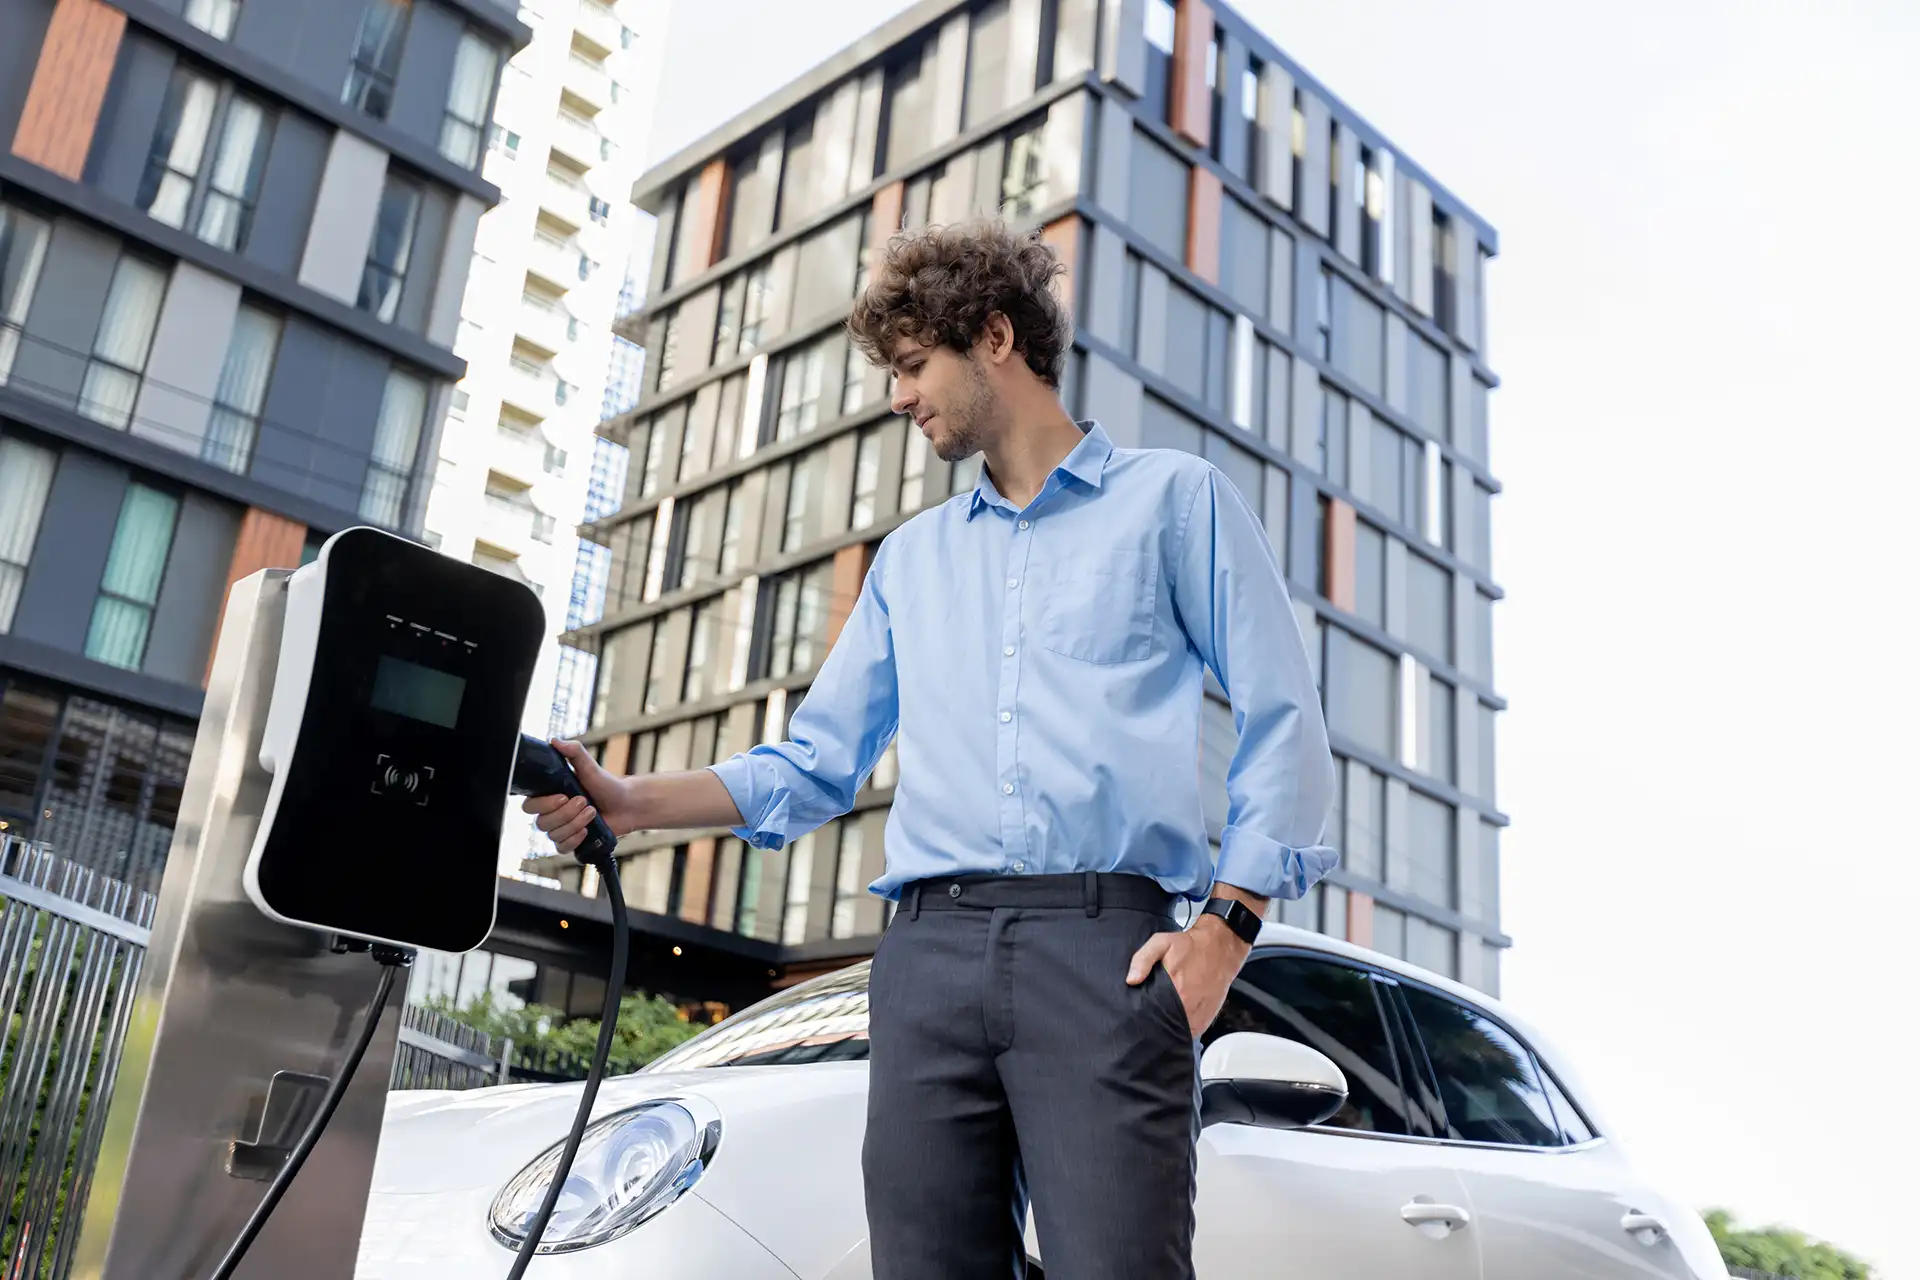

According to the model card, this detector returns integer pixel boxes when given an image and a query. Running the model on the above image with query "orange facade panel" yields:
[690,157,731,273]
[1346,891,1375,948]
[1325,499,1357,611]
[1042,216,1081,317]
[1170,0,1214,150]
[600,733,632,777]
[824,541,868,648]
[679,837,717,924]
[12,0,127,181]
[1186,168,1222,285]
[870,180,905,264]
[205,509,306,685]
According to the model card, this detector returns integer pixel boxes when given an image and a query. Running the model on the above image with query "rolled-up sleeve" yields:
[707,542,900,850]
[1172,465,1338,900]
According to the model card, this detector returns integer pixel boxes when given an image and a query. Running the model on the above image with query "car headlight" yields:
[488,1098,721,1254]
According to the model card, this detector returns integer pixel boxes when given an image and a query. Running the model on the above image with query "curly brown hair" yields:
[846,218,1073,388]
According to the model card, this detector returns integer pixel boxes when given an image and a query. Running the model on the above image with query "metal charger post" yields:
[68,570,400,1280]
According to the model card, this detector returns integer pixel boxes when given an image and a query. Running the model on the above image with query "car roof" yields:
[1254,922,1615,1137]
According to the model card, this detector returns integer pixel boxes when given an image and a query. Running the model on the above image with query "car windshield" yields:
[643,962,872,1071]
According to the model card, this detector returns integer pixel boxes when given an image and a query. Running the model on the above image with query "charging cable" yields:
[207,945,412,1280]
[503,847,628,1279]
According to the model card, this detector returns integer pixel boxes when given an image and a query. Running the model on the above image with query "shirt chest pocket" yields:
[1034,550,1157,665]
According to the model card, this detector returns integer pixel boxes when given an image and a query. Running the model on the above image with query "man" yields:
[525,219,1336,1279]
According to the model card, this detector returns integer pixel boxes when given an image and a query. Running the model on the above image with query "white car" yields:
[358,923,1728,1279]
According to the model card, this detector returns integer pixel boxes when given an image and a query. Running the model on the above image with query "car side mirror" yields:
[1199,1032,1348,1131]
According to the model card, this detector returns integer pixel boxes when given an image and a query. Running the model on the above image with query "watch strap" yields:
[1201,896,1261,944]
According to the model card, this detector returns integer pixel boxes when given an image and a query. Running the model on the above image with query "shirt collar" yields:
[966,420,1114,519]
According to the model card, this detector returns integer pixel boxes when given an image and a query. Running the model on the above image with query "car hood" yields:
[372,1063,860,1194]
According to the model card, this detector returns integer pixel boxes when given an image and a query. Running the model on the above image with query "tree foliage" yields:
[1705,1208,1877,1280]
[425,989,706,1075]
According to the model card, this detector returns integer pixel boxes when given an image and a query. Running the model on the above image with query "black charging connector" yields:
[502,734,630,1278]
[207,947,414,1280]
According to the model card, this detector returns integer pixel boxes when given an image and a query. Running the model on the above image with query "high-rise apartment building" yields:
[537,0,1506,1004]
[421,0,666,872]
[0,0,526,893]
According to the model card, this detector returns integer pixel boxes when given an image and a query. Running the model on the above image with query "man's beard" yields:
[930,361,996,463]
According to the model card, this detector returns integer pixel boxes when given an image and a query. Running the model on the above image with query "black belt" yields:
[902,871,1176,920]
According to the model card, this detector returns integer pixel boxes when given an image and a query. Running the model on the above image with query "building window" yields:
[440,32,498,167]
[1000,119,1049,219]
[1325,627,1396,758]
[718,483,745,575]
[682,604,716,703]
[831,823,866,937]
[343,0,412,120]
[358,175,422,323]
[761,563,831,679]
[840,340,868,417]
[204,304,279,474]
[184,0,241,38]
[781,834,814,944]
[782,456,811,551]
[774,340,829,442]
[881,44,932,173]
[1426,678,1456,785]
[1318,383,1348,487]
[898,425,928,512]
[1243,55,1264,181]
[850,428,881,530]
[81,257,168,430]
[86,485,179,670]
[588,197,612,224]
[0,437,56,633]
[1290,89,1307,209]
[1408,332,1449,443]
[139,71,273,253]
[1142,0,1175,125]
[360,370,428,525]
[0,205,50,386]
[1432,208,1457,332]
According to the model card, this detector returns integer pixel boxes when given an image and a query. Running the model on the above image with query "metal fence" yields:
[0,836,587,1278]
[0,835,155,1280]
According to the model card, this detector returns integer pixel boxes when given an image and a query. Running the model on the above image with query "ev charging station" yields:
[67,527,620,1280]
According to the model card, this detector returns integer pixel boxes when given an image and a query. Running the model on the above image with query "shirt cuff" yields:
[706,758,789,850]
[1214,825,1339,901]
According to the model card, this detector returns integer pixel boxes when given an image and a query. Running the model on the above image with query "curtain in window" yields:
[359,371,426,524]
[184,0,240,38]
[143,72,218,228]
[82,259,167,429]
[199,97,268,250]
[0,437,56,632]
[441,34,497,166]
[0,207,50,385]
[87,485,179,669]
[205,305,279,473]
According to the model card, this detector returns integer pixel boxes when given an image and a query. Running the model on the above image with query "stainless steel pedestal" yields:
[71,571,404,1280]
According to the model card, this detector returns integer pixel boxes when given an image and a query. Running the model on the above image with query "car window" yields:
[1203,954,1411,1135]
[642,963,870,1071]
[1539,1067,1596,1144]
[1380,985,1448,1139]
[1399,985,1561,1146]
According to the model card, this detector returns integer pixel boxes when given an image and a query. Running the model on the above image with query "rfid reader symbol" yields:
[371,755,434,806]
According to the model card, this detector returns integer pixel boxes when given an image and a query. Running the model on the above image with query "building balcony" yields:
[479,492,539,556]
[572,1,623,60]
[516,293,571,357]
[502,356,558,420]
[526,228,583,292]
[550,108,602,170]
[540,171,591,234]
[563,53,612,113]
[493,424,549,485]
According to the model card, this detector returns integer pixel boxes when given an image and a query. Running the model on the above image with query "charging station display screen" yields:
[370,655,465,729]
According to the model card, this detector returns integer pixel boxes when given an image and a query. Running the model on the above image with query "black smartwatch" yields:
[1199,896,1262,944]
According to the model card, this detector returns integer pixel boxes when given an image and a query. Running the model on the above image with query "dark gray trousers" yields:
[862,872,1201,1279]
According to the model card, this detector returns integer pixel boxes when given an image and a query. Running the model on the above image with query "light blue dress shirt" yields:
[708,421,1338,903]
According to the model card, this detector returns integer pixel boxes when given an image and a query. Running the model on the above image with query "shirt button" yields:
[948,883,962,899]
[1018,520,1030,529]
[1002,783,1015,795]
[1012,860,1025,871]
[1004,646,1015,657]
[1008,577,1019,588]
[1000,711,1012,722]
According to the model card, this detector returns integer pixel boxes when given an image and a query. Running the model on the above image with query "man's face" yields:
[888,337,999,463]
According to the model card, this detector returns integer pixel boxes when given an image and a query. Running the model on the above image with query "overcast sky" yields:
[641,2,1919,1273]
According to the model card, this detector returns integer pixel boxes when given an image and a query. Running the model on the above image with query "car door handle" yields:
[1621,1211,1670,1242]
[1401,1202,1471,1231]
